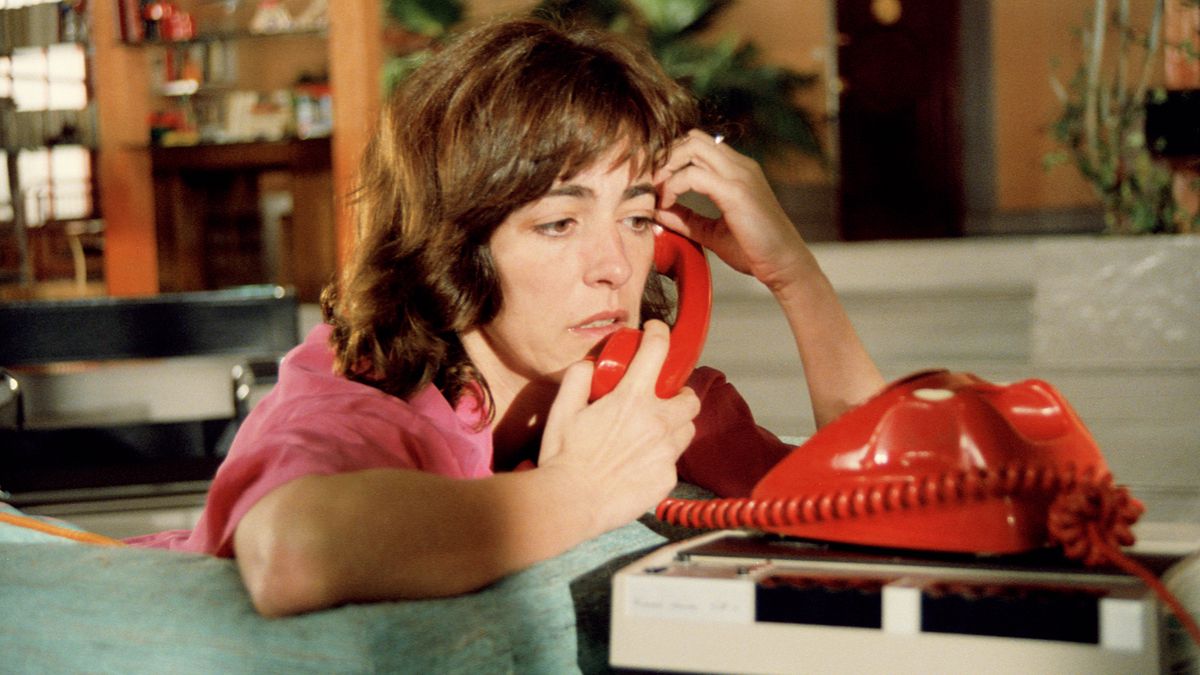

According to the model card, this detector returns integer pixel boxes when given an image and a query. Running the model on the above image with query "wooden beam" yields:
[327,0,385,270]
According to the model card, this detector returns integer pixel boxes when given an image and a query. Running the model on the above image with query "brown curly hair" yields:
[321,17,700,416]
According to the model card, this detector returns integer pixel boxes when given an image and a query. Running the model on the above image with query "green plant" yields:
[535,0,825,165]
[382,0,825,167]
[381,0,464,93]
[1047,0,1200,234]
[385,0,464,36]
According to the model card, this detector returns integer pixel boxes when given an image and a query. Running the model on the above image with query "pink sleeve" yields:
[178,390,480,557]
[190,414,424,557]
[677,367,796,497]
[126,323,494,557]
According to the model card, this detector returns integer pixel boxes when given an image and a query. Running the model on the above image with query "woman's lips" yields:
[570,311,628,337]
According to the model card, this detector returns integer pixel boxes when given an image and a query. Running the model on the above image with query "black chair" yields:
[0,285,299,507]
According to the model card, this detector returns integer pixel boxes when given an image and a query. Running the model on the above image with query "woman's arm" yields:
[654,130,885,426]
[234,466,599,616]
[766,251,886,427]
[235,321,698,616]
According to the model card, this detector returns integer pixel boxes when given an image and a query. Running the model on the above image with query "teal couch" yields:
[1,513,697,673]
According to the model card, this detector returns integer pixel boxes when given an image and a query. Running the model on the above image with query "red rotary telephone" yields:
[660,370,1140,554]
[587,227,712,402]
[657,369,1200,643]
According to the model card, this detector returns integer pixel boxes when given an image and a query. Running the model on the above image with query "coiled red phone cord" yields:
[1048,481,1200,645]
[657,465,1200,646]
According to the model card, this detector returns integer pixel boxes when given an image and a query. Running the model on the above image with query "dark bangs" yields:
[535,33,687,183]
[436,21,698,236]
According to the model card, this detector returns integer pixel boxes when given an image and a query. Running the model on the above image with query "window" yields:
[7,44,89,111]
[1,1,94,228]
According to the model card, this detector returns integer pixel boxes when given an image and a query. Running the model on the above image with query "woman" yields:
[130,17,884,617]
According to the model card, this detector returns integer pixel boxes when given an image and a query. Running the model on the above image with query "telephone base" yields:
[610,530,1197,674]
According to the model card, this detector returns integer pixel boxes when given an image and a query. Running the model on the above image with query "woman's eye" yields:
[535,219,575,237]
[625,216,656,233]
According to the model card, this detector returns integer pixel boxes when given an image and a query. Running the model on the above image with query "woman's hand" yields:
[653,129,812,293]
[536,320,700,535]
[656,129,886,428]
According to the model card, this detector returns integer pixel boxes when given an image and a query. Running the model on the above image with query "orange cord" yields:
[0,512,125,547]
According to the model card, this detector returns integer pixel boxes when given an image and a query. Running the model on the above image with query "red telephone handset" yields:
[587,227,712,402]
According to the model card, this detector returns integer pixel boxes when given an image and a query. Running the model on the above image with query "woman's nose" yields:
[583,226,633,288]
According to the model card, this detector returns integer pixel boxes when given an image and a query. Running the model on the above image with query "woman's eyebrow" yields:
[624,183,655,201]
[545,184,591,199]
[542,182,656,201]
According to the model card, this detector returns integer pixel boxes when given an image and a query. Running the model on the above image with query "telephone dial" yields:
[587,226,712,402]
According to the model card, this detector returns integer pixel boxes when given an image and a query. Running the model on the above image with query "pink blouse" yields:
[127,324,792,556]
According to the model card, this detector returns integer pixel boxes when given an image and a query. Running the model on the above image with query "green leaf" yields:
[626,0,733,39]
[522,0,825,164]
[382,50,434,92]
[385,0,464,37]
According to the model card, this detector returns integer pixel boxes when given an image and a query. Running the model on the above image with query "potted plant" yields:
[1047,0,1199,234]
[532,0,825,166]
[1035,0,1199,369]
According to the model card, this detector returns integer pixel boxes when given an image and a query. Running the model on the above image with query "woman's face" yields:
[465,151,657,389]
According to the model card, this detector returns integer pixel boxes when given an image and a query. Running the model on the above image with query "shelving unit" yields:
[90,0,384,299]
[119,14,333,300]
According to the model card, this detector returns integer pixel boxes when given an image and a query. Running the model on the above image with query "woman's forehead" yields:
[554,143,653,185]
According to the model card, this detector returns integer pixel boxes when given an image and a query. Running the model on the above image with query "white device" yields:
[611,530,1197,674]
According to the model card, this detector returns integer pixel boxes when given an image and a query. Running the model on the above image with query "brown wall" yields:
[993,0,1095,210]
[474,0,1159,217]
[706,1,1114,213]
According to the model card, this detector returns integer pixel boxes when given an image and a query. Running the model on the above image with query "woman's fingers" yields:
[665,129,731,165]
[654,130,736,196]
[656,161,736,214]
[614,319,672,396]
[545,360,592,427]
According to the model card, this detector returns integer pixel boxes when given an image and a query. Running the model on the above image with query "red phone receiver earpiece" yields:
[587,228,712,402]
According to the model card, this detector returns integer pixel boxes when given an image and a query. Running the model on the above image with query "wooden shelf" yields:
[149,137,331,172]
[150,135,336,301]
[121,27,326,47]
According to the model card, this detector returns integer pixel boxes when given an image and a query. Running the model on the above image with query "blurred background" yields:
[2,0,1195,302]
[1,0,1197,533]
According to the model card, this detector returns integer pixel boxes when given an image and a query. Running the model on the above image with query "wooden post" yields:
[91,1,158,295]
[327,0,385,271]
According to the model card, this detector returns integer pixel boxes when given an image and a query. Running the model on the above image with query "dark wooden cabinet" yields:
[151,138,335,301]
[836,0,964,240]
